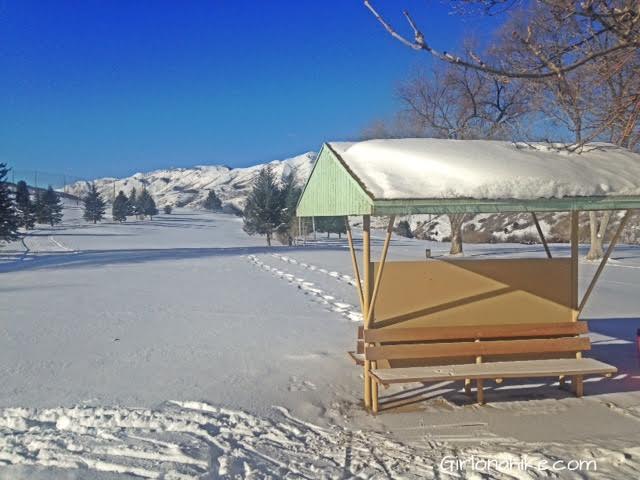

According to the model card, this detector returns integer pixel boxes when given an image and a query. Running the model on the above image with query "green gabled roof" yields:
[296,141,640,217]
[296,143,373,217]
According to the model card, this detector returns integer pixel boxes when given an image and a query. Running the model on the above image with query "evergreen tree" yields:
[136,188,149,219]
[112,190,129,222]
[136,188,158,220]
[144,195,158,219]
[316,216,347,239]
[36,186,63,226]
[127,187,138,216]
[163,205,172,214]
[276,173,301,245]
[15,180,36,229]
[394,220,413,238]
[243,166,284,246]
[0,163,19,241]
[83,183,106,224]
[203,190,222,211]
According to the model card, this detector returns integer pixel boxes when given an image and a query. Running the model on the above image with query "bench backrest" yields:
[371,259,575,328]
[364,321,589,364]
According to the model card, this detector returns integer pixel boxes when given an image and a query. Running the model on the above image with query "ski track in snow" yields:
[2,401,639,479]
[247,255,362,323]
[21,233,76,254]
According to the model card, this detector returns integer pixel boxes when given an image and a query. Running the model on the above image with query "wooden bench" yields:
[364,321,617,414]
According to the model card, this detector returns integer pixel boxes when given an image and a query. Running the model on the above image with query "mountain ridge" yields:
[67,151,317,214]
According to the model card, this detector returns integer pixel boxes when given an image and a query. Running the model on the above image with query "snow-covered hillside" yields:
[66,152,316,214]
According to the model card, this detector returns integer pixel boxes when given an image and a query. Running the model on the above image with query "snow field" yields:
[247,254,362,323]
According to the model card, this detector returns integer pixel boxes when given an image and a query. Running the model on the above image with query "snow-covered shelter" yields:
[297,139,640,414]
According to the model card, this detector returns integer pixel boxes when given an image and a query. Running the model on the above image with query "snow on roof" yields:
[328,139,640,200]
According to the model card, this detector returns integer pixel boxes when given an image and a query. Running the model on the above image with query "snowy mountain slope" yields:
[66,152,316,213]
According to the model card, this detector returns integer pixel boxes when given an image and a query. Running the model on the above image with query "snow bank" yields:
[330,139,640,200]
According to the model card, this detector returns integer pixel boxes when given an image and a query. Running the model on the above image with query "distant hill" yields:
[66,152,316,214]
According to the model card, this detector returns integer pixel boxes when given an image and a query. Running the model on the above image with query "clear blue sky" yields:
[0,0,486,179]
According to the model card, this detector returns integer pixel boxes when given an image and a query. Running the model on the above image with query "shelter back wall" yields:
[372,259,574,329]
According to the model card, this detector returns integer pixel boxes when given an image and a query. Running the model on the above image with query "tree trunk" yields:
[448,213,466,255]
[586,211,611,260]
[266,233,272,246]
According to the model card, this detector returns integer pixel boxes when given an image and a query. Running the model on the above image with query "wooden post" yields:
[364,215,395,414]
[578,210,635,315]
[475,339,484,404]
[570,211,579,321]
[532,212,552,258]
[364,215,396,328]
[345,217,364,313]
[569,211,583,395]
[362,215,372,409]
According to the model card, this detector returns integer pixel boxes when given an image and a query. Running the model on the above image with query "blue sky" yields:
[1,1,489,179]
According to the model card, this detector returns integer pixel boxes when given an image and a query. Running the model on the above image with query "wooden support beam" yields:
[570,211,579,320]
[362,215,372,409]
[345,216,364,313]
[532,212,552,258]
[372,379,379,414]
[364,215,396,328]
[578,210,635,316]
[572,375,584,397]
[476,339,484,405]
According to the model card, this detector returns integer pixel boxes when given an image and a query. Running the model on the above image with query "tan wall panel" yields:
[372,259,573,329]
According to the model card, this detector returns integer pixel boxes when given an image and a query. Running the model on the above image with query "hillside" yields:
[67,149,640,245]
[67,152,316,214]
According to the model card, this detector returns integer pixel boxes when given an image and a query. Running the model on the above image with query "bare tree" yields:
[367,0,640,259]
[364,1,639,79]
[397,63,530,254]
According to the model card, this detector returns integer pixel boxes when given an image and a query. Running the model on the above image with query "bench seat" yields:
[371,357,617,385]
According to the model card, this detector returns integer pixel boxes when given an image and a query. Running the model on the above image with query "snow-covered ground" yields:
[1,204,640,479]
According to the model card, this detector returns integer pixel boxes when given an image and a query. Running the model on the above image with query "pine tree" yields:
[15,180,36,229]
[276,173,301,245]
[203,190,222,211]
[0,163,19,241]
[316,216,347,239]
[36,186,63,226]
[83,183,106,224]
[394,220,413,238]
[136,188,158,220]
[127,187,138,216]
[243,166,284,246]
[112,190,129,222]
[136,188,149,219]
[144,195,158,219]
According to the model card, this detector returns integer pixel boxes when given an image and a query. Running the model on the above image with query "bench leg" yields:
[464,379,472,396]
[572,375,584,398]
[372,379,379,414]
[364,361,372,409]
[476,379,484,405]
